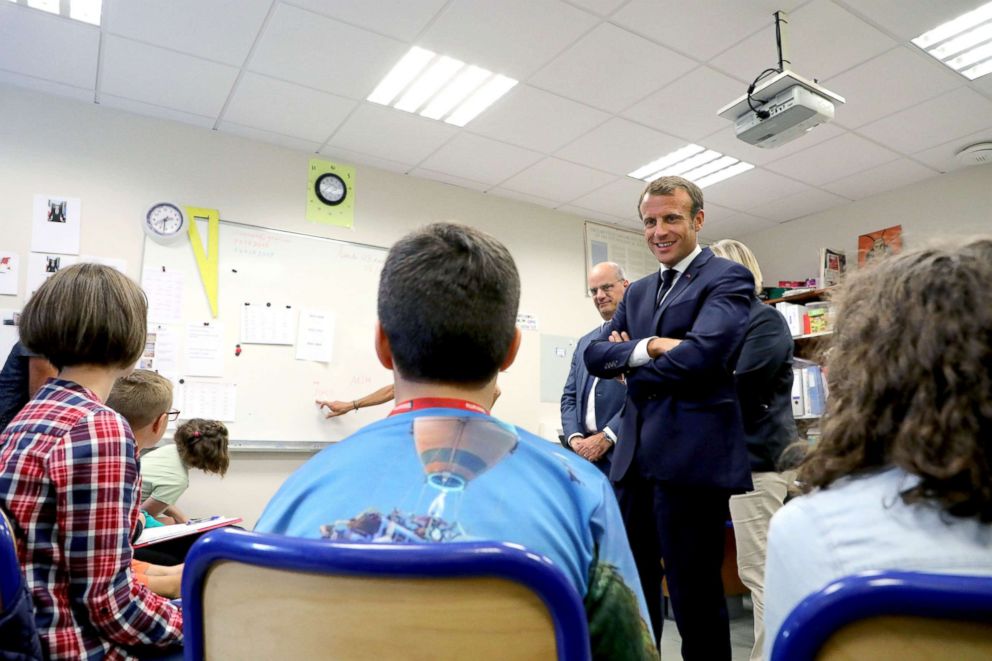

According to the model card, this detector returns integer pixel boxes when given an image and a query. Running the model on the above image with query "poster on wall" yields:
[26,253,79,298]
[858,224,902,267]
[31,194,81,255]
[0,252,19,296]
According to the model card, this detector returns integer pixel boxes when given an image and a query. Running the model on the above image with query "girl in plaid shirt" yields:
[0,264,183,660]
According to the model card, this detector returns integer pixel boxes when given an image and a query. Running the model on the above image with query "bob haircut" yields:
[799,237,992,522]
[19,263,147,371]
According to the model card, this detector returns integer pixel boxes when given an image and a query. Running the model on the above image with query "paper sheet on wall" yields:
[27,253,79,297]
[142,268,184,325]
[0,309,21,365]
[240,302,295,345]
[185,322,224,377]
[140,324,180,382]
[295,309,334,362]
[176,380,236,422]
[0,252,19,296]
[31,194,81,255]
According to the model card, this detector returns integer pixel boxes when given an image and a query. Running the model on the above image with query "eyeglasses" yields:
[166,409,181,422]
[589,281,623,296]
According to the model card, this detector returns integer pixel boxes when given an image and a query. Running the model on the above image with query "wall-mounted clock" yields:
[144,202,187,243]
[315,172,348,206]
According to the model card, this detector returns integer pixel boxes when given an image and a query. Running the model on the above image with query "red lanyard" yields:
[389,397,490,417]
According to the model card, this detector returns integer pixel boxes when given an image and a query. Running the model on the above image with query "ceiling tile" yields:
[529,23,696,113]
[288,0,447,41]
[410,168,491,192]
[104,0,270,66]
[101,36,238,117]
[698,122,847,167]
[567,176,645,219]
[747,187,850,223]
[326,103,458,166]
[973,75,992,100]
[765,133,901,185]
[418,0,598,79]
[833,0,986,41]
[499,158,616,203]
[701,167,811,211]
[467,85,610,153]
[911,130,992,173]
[248,3,407,99]
[821,157,939,199]
[555,118,686,176]
[223,73,356,143]
[98,94,216,129]
[319,144,411,175]
[857,87,992,154]
[613,0,806,63]
[0,4,98,89]
[565,0,628,16]
[826,46,964,129]
[218,121,324,153]
[0,70,93,103]
[622,66,744,141]
[557,204,627,225]
[417,133,543,185]
[709,0,895,83]
[488,187,562,209]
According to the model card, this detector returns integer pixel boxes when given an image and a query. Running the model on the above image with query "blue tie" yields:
[656,269,677,307]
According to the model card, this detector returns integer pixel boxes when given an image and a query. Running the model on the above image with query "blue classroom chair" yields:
[771,570,992,661]
[181,527,591,661]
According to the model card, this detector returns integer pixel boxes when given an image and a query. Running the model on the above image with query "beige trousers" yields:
[728,471,793,661]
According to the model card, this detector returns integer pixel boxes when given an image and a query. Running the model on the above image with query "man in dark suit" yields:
[585,176,754,660]
[560,261,629,474]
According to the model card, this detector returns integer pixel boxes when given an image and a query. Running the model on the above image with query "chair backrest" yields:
[181,528,591,661]
[0,508,21,610]
[771,570,992,661]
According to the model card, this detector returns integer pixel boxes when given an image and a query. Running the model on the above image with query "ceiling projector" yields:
[718,70,845,149]
[717,11,845,149]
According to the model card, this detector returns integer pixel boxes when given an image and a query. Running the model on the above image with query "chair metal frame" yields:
[181,527,591,661]
[771,570,992,661]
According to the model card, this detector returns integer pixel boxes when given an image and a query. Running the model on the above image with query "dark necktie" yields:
[656,268,677,307]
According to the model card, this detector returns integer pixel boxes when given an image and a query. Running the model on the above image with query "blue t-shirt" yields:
[0,342,34,433]
[256,406,655,659]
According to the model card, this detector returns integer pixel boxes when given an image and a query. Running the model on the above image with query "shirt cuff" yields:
[566,433,583,448]
[602,427,617,443]
[629,337,655,367]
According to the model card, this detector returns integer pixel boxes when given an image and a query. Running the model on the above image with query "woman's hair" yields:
[710,239,762,293]
[174,419,230,476]
[799,237,992,522]
[19,263,147,370]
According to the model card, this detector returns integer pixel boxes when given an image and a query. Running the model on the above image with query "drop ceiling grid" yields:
[0,0,990,228]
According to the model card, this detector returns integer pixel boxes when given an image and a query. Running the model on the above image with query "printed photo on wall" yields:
[0,252,19,296]
[26,252,79,298]
[31,194,81,255]
[858,225,902,267]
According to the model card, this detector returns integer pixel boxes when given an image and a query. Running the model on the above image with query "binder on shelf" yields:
[804,364,827,416]
[791,367,805,416]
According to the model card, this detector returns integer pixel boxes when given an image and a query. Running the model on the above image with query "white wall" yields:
[0,85,608,526]
[741,164,992,285]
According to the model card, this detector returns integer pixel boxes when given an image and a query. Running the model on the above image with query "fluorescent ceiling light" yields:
[11,0,101,24]
[628,146,753,189]
[913,1,992,80]
[368,47,517,126]
[445,75,516,126]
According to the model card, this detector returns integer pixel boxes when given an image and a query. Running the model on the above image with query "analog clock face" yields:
[316,173,347,206]
[145,203,186,242]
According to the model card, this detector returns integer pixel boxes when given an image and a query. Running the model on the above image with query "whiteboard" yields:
[141,220,393,451]
[583,221,658,290]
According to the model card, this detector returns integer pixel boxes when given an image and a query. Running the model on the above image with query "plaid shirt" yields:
[0,379,183,660]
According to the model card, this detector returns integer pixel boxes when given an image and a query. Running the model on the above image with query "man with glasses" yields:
[560,262,629,474]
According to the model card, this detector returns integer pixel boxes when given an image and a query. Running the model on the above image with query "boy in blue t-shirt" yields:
[257,223,655,660]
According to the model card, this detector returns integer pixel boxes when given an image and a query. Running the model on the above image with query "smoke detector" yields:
[956,142,992,166]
